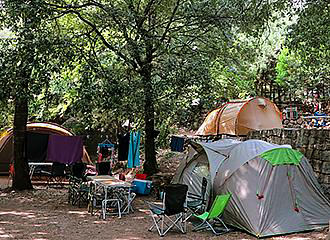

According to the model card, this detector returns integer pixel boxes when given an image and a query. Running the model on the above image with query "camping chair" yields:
[88,181,104,215]
[97,162,111,175]
[68,176,89,207]
[186,177,208,220]
[102,193,122,219]
[111,187,136,214]
[68,162,88,206]
[146,184,188,237]
[46,162,66,187]
[193,193,231,235]
[71,162,87,180]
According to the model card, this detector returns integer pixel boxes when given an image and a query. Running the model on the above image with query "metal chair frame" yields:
[193,193,231,235]
[146,184,188,237]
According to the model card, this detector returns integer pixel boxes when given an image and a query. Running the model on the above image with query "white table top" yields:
[87,175,132,188]
[98,180,132,188]
[28,162,53,166]
[87,175,114,181]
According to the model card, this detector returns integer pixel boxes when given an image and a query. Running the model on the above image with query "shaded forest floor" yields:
[0,176,328,240]
[0,145,328,240]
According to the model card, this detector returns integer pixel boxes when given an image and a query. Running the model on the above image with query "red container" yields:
[135,173,147,180]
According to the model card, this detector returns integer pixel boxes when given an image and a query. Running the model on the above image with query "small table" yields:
[87,175,134,219]
[28,162,53,179]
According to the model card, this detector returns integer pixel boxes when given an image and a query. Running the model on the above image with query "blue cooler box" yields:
[132,179,152,195]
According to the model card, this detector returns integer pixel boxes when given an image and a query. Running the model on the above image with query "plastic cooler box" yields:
[132,179,152,195]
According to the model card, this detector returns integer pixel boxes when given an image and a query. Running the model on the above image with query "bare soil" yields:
[0,176,328,240]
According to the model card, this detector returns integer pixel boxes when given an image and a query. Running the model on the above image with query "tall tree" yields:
[0,1,67,189]
[287,1,330,93]
[0,1,41,190]
[48,0,287,175]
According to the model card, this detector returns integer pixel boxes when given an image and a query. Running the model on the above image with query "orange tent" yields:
[195,97,283,136]
[0,122,91,174]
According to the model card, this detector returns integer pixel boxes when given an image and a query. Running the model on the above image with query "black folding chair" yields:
[146,184,188,237]
[68,162,89,207]
[47,162,66,187]
[71,162,87,180]
[97,162,110,175]
[68,176,89,207]
[186,177,208,220]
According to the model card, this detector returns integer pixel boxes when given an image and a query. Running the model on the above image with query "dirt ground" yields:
[0,176,328,240]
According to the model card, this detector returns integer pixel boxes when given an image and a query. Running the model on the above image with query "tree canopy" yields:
[0,0,328,189]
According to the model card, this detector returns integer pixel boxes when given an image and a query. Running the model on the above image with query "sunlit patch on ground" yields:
[0,211,35,217]
[68,210,89,216]
[0,176,328,240]
[30,231,48,235]
[0,228,14,238]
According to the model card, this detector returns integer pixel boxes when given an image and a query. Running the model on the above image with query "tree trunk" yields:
[12,95,33,190]
[141,62,158,175]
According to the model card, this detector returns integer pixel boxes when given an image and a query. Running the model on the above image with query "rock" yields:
[323,162,330,175]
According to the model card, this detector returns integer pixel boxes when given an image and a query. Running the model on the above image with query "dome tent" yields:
[172,139,330,237]
[195,97,283,136]
[171,139,241,207]
[0,122,91,174]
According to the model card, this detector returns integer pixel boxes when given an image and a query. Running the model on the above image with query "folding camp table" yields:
[87,175,134,219]
[28,162,53,179]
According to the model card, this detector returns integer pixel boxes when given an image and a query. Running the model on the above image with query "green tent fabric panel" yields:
[260,148,303,166]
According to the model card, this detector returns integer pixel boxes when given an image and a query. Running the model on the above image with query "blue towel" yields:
[128,131,141,168]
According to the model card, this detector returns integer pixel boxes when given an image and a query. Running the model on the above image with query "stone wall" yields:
[247,128,330,198]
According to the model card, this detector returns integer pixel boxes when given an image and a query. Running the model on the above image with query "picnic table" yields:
[28,162,53,179]
[87,175,135,219]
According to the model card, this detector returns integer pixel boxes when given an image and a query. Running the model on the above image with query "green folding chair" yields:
[193,193,231,235]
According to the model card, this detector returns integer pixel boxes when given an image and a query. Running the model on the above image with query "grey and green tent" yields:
[172,139,330,237]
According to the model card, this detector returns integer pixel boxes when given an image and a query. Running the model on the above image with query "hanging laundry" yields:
[117,132,130,161]
[97,153,103,163]
[97,142,114,162]
[100,145,111,158]
[26,132,49,162]
[127,131,140,168]
[47,135,83,165]
[170,136,185,152]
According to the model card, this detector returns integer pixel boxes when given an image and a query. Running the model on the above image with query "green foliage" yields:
[275,48,290,86]
[156,116,173,149]
[4,0,325,153]
[0,101,13,129]
[287,1,330,90]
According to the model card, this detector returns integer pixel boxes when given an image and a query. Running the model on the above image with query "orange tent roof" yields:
[196,97,283,136]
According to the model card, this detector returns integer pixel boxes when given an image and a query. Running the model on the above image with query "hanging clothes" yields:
[26,132,49,162]
[127,131,141,168]
[170,136,185,152]
[117,132,130,161]
[97,142,114,163]
[97,153,103,163]
[47,135,83,165]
